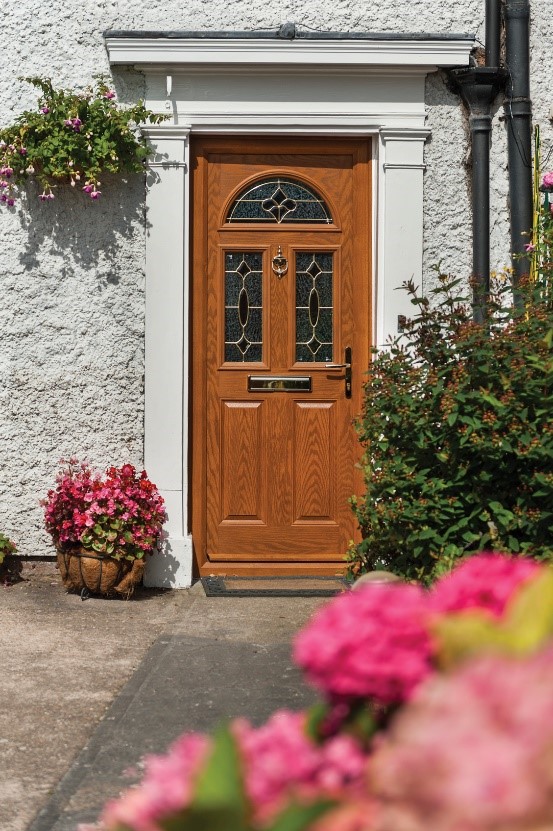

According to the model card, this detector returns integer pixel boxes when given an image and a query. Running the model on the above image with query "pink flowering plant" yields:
[42,459,166,561]
[83,554,553,831]
[0,76,167,206]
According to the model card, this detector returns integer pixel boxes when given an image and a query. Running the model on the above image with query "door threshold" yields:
[201,574,349,597]
[199,561,347,577]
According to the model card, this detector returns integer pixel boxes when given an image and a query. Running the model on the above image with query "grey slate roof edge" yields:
[103,30,476,42]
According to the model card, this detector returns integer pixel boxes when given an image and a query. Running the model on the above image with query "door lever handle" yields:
[326,347,352,398]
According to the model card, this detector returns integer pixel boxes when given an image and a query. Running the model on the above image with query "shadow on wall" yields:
[16,171,155,278]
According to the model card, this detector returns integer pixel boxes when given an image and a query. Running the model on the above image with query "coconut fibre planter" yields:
[56,547,145,598]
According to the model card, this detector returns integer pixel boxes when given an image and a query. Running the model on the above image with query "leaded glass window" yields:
[225,252,263,362]
[295,253,333,362]
[227,178,332,224]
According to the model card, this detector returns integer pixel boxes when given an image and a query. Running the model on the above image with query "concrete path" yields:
[1,563,323,831]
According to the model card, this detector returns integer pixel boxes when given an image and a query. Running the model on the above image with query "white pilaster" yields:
[377,129,430,346]
[142,126,193,588]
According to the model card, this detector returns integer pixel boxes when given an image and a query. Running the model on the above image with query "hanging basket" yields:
[56,546,145,598]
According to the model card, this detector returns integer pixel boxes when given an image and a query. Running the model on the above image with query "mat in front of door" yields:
[201,575,349,597]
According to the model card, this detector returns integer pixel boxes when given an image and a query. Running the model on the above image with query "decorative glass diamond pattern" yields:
[295,252,333,362]
[227,178,332,224]
[225,252,263,362]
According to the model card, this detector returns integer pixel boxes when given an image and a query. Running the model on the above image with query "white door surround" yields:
[105,31,474,587]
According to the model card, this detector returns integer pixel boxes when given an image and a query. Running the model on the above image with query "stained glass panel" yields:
[225,252,263,362]
[295,253,333,362]
[227,178,332,224]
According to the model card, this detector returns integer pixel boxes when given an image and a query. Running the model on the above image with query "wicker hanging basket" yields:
[56,547,145,598]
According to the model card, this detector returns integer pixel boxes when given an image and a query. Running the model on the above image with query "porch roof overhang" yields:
[103,29,476,71]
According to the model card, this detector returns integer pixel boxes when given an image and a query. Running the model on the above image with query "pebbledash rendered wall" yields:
[0,1,551,570]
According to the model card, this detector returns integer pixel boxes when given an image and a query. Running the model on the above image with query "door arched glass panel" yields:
[226,178,332,224]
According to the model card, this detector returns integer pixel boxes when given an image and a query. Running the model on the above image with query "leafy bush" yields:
[348,270,553,584]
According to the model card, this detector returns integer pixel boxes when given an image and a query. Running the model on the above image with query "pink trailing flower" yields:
[428,552,540,618]
[524,242,536,253]
[64,116,82,131]
[370,646,553,831]
[294,583,433,706]
[103,90,116,99]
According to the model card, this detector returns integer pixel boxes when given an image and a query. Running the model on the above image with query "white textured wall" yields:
[0,0,552,556]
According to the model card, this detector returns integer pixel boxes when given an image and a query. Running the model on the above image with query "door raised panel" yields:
[294,402,335,522]
[221,401,265,523]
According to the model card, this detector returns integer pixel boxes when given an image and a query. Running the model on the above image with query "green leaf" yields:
[160,806,247,831]
[304,700,329,743]
[159,726,249,831]
[191,726,248,814]
[265,801,337,831]
[432,570,553,668]
[502,569,553,653]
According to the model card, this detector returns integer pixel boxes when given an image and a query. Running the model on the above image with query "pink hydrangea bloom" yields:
[101,733,209,831]
[293,584,433,705]
[542,171,553,189]
[429,552,540,618]
[370,646,553,831]
[234,710,368,825]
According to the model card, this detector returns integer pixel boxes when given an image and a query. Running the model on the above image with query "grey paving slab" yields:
[17,574,324,831]
[30,633,316,831]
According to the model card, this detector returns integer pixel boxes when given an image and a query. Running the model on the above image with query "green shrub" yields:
[349,271,553,584]
[0,533,17,565]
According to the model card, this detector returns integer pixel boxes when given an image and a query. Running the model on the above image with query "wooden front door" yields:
[192,138,371,575]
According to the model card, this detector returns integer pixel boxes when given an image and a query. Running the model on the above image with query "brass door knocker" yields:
[272,246,288,278]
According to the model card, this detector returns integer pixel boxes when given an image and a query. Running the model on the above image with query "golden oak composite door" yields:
[192,138,371,574]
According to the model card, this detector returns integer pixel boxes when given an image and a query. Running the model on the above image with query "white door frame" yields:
[105,33,474,587]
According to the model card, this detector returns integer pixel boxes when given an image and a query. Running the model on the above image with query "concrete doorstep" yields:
[0,562,323,831]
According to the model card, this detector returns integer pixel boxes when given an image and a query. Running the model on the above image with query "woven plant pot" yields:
[56,547,145,598]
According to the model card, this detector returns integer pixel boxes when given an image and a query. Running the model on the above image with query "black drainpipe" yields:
[486,0,502,67]
[448,45,507,321]
[504,0,533,286]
